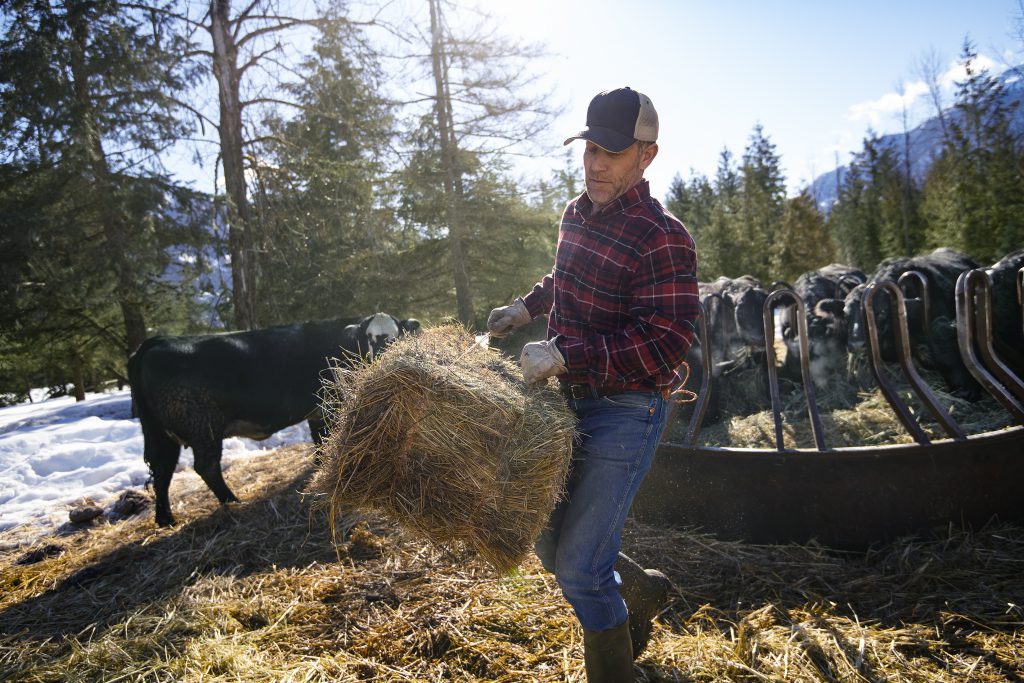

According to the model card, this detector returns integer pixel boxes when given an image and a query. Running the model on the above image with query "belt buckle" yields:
[569,384,590,400]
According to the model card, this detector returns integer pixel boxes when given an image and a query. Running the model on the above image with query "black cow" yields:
[683,276,770,424]
[844,248,979,395]
[986,248,1024,377]
[780,264,866,387]
[925,248,1024,386]
[128,313,418,526]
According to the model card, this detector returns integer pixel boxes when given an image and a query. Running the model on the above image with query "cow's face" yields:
[844,285,867,354]
[362,313,401,360]
[399,318,422,336]
[731,287,767,348]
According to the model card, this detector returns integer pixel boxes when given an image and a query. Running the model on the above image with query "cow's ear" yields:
[400,319,422,335]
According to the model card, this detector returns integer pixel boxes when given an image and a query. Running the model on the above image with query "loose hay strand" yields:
[310,324,577,574]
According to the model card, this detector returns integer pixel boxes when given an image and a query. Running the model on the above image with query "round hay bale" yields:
[311,324,577,573]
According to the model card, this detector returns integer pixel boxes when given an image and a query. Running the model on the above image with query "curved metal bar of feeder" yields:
[955,271,1024,423]
[683,300,714,445]
[763,288,827,451]
[897,270,930,338]
[1018,267,1023,334]
[869,282,965,440]
[863,283,931,444]
[973,276,1024,404]
[762,292,787,450]
[769,280,792,292]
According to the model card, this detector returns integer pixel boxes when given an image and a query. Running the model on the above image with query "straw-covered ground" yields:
[2,437,1022,682]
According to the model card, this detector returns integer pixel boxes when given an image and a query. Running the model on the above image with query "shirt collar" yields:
[579,179,651,218]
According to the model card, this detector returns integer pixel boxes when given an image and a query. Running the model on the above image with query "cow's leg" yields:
[141,424,181,527]
[308,415,329,446]
[191,438,239,505]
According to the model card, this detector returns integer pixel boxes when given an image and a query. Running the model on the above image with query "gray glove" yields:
[487,298,531,338]
[520,339,566,384]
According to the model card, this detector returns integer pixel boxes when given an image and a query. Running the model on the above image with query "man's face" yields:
[583,140,658,210]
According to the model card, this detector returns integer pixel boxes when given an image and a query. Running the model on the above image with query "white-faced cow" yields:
[128,313,419,526]
[843,248,979,395]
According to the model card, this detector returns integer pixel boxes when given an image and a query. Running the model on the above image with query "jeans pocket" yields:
[600,392,658,412]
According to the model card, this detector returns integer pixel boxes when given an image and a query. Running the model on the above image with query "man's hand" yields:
[520,339,567,384]
[486,299,531,338]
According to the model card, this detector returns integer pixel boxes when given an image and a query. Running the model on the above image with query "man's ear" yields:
[640,142,658,170]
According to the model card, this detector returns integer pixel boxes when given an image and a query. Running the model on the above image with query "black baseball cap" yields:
[563,87,659,153]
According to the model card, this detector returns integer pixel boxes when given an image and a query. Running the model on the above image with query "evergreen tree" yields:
[739,124,787,282]
[921,40,1024,262]
[701,148,743,279]
[827,141,884,270]
[0,0,196,395]
[773,189,836,281]
[396,116,558,323]
[253,16,398,324]
[855,132,925,261]
[665,170,714,271]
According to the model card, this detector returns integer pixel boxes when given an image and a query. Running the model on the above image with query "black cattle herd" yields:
[126,249,1023,526]
[688,247,1024,426]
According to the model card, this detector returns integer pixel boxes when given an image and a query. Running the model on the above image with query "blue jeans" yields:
[535,391,669,632]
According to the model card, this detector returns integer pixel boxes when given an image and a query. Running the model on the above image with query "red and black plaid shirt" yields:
[521,179,698,392]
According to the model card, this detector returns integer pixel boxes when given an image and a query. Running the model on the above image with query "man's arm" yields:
[520,272,555,319]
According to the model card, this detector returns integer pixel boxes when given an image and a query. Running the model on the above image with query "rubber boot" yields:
[583,619,633,683]
[616,552,671,658]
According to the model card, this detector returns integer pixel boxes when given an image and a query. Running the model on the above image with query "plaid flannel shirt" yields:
[520,180,699,392]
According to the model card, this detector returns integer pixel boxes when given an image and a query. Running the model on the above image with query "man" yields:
[488,87,698,682]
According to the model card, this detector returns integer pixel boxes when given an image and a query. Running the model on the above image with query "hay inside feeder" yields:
[311,324,577,573]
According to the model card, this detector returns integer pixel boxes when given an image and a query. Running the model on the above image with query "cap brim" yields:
[563,126,635,153]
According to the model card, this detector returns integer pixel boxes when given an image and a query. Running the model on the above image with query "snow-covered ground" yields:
[0,389,309,539]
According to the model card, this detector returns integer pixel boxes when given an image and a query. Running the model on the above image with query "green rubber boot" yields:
[617,552,671,658]
[583,619,634,683]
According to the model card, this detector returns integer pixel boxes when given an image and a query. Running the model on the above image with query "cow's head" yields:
[731,285,768,349]
[360,313,401,360]
[399,318,422,336]
[843,284,868,354]
[923,316,982,400]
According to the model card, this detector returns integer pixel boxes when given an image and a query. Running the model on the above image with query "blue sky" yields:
[488,0,1022,197]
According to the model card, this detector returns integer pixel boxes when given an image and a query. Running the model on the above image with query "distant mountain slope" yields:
[810,67,1024,211]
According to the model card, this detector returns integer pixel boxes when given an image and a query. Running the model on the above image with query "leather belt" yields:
[561,383,671,400]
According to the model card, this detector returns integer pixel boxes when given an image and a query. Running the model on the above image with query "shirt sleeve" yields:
[557,227,698,384]
[520,271,555,319]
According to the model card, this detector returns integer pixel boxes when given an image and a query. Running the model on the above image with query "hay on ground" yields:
[310,324,577,573]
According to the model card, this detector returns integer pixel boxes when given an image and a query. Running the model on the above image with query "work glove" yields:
[520,339,567,385]
[486,298,531,338]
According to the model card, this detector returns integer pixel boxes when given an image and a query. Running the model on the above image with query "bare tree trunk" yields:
[429,0,475,327]
[916,50,949,140]
[71,352,86,402]
[897,81,914,255]
[68,4,148,356]
[211,0,258,330]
